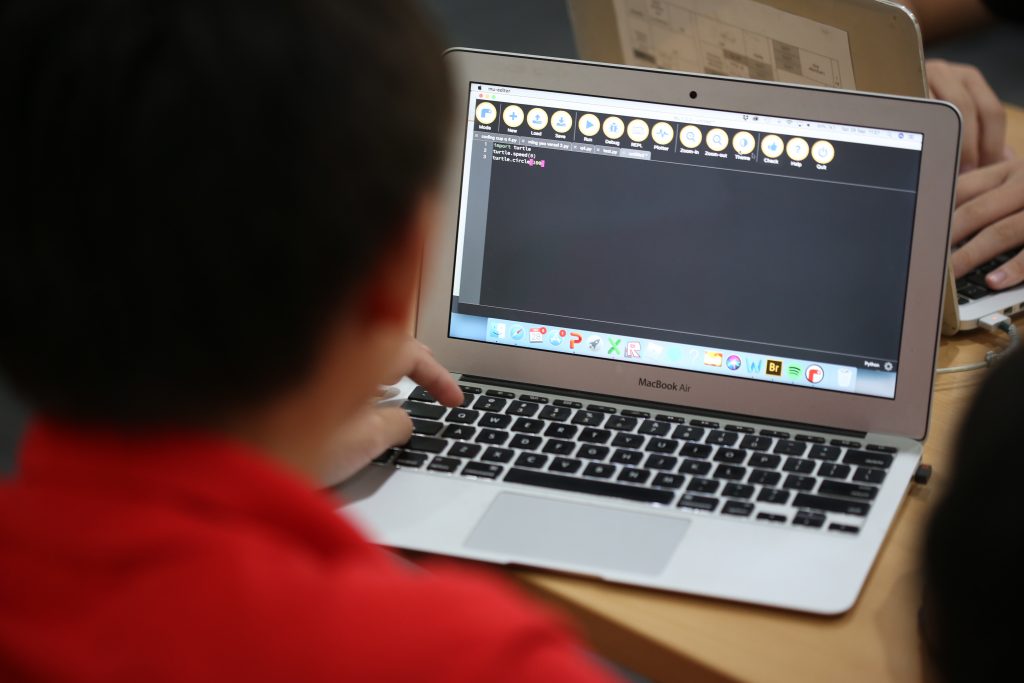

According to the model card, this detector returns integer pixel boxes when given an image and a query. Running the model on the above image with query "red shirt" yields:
[0,420,621,683]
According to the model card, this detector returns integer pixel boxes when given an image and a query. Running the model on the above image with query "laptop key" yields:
[579,428,611,444]
[506,401,539,417]
[572,410,605,426]
[639,420,670,436]
[395,451,430,468]
[740,435,772,451]
[607,416,638,431]
[828,523,860,534]
[540,405,572,421]
[793,493,871,516]
[403,401,446,419]
[756,512,787,523]
[722,483,755,499]
[808,445,841,461]
[652,473,686,489]
[408,386,438,403]
[774,440,807,456]
[748,453,781,469]
[722,501,755,517]
[647,438,680,455]
[461,462,504,479]
[677,493,719,512]
[757,487,791,504]
[673,426,705,442]
[706,430,738,446]
[688,477,720,494]
[412,419,443,436]
[748,469,781,486]
[511,418,544,434]
[611,449,644,465]
[783,474,816,491]
[554,399,583,409]
[544,423,578,439]
[482,447,515,463]
[542,439,576,456]
[406,436,446,453]
[792,511,826,528]
[622,409,651,418]
[486,389,515,399]
[866,444,898,453]
[503,468,674,504]
[853,467,886,484]
[680,459,712,476]
[516,453,548,469]
[714,447,746,464]
[441,424,476,441]
[760,429,790,439]
[474,396,507,412]
[655,414,686,424]
[783,458,815,474]
[691,420,719,429]
[459,385,483,394]
[447,408,480,424]
[612,433,645,448]
[476,429,509,445]
[509,435,542,450]
[831,439,862,449]
[645,454,678,471]
[725,425,755,434]
[373,447,400,465]
[795,434,825,444]
[518,393,549,404]
[819,480,879,500]
[578,445,610,460]
[618,467,652,485]
[583,463,615,479]
[713,464,746,481]
[586,404,617,414]
[428,456,460,473]
[844,450,894,469]
[818,463,851,480]
[478,413,511,429]
[680,442,713,458]
[449,443,481,459]
[550,457,583,474]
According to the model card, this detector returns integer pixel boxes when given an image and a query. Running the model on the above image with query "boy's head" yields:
[922,348,1024,682]
[0,0,450,428]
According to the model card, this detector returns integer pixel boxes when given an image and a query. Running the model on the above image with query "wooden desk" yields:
[508,104,1024,683]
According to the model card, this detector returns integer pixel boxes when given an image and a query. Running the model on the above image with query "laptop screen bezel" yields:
[417,49,959,441]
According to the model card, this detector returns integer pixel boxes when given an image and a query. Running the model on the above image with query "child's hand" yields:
[951,158,1024,289]
[324,339,463,484]
[926,59,1008,173]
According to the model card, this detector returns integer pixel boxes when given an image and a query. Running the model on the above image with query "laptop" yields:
[339,49,961,615]
[567,0,1023,333]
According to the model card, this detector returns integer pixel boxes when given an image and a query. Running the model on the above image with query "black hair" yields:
[922,346,1024,682]
[0,0,451,425]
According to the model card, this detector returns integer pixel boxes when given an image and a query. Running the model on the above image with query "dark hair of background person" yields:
[0,0,451,427]
[922,346,1024,682]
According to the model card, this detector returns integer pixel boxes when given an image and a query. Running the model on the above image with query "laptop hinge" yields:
[459,374,869,439]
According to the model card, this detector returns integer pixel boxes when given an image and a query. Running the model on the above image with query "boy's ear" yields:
[358,191,437,329]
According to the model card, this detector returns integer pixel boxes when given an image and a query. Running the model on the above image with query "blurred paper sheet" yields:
[611,0,856,89]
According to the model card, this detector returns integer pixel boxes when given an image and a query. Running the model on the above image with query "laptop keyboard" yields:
[955,250,1020,304]
[374,383,898,534]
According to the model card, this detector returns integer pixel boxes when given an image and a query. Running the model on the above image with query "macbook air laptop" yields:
[568,0,1023,333]
[339,49,961,615]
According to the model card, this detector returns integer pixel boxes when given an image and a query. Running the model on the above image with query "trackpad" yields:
[464,493,689,576]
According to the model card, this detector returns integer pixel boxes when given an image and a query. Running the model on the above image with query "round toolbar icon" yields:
[502,105,524,128]
[551,110,573,134]
[812,140,836,165]
[627,119,650,143]
[578,113,600,137]
[527,107,548,131]
[680,125,702,149]
[475,101,497,125]
[706,128,729,152]
[786,137,809,161]
[651,122,674,146]
[603,116,625,140]
[761,134,784,158]
[732,131,756,155]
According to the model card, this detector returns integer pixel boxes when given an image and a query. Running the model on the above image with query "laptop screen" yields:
[448,83,924,400]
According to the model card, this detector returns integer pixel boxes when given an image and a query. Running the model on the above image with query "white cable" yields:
[937,314,1020,375]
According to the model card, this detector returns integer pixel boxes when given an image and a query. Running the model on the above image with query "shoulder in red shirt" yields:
[0,420,620,683]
